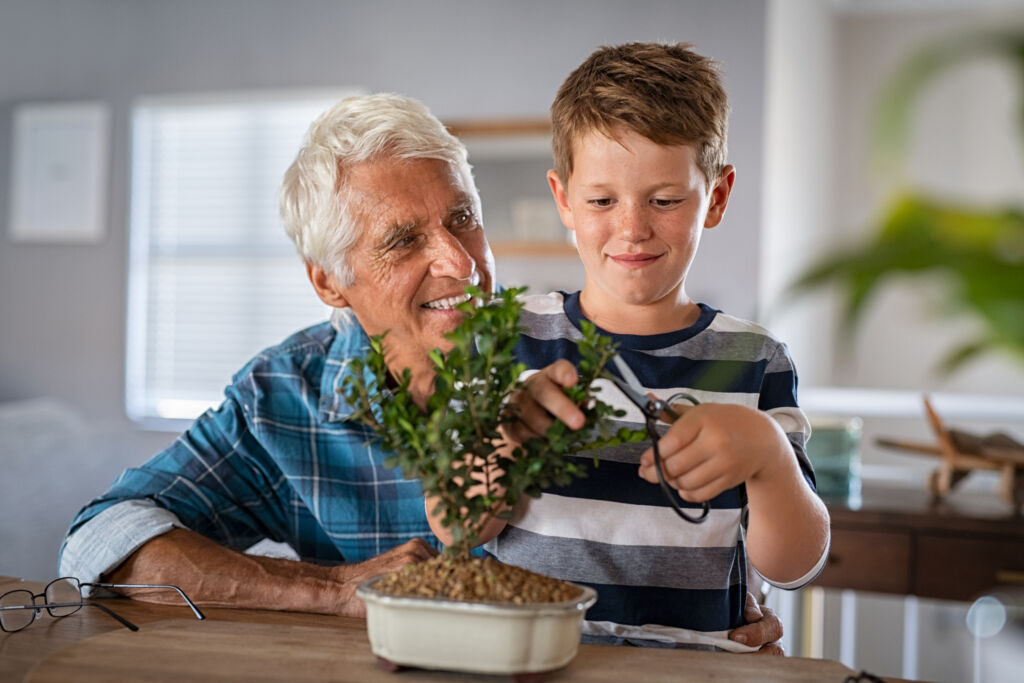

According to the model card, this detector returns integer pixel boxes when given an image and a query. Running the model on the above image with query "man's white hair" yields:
[279,93,480,287]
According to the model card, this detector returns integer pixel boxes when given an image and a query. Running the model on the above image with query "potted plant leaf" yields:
[791,30,1024,374]
[341,286,641,677]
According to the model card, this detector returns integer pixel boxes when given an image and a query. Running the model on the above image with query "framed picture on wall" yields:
[7,101,111,244]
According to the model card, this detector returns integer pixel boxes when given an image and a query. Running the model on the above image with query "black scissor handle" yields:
[648,392,710,524]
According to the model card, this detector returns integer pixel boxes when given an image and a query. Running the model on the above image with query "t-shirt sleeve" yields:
[758,342,815,492]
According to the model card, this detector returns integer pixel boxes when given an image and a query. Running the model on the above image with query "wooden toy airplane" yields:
[876,395,1024,510]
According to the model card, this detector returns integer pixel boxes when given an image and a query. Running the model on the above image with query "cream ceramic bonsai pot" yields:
[357,577,597,676]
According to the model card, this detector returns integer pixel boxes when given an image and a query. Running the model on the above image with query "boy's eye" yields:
[652,198,682,208]
[588,198,614,208]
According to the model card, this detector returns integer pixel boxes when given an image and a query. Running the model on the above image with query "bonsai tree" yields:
[341,286,642,561]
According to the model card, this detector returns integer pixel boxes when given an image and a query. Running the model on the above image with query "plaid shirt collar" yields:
[318,309,372,424]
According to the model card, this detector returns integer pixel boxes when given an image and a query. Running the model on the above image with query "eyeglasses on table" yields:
[0,576,205,632]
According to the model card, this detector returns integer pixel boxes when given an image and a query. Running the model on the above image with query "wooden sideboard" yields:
[814,484,1024,601]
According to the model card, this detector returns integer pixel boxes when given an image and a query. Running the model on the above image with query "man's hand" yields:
[637,403,790,503]
[729,592,785,655]
[504,360,584,444]
[105,528,438,618]
[328,538,438,617]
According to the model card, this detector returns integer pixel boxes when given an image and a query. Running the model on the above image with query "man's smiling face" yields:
[327,156,495,387]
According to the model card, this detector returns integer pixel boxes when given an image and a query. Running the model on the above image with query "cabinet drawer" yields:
[915,534,1024,602]
[814,528,911,594]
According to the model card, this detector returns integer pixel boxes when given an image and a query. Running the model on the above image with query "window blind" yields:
[126,91,359,423]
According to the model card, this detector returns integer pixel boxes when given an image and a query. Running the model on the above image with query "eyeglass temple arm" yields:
[80,601,141,631]
[0,601,139,632]
[84,582,206,620]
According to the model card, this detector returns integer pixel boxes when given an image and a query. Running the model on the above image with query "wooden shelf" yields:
[489,241,577,257]
[444,119,550,138]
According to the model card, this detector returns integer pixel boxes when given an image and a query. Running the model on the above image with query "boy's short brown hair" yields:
[551,42,729,186]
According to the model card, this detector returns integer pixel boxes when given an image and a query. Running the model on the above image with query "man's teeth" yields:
[422,293,472,310]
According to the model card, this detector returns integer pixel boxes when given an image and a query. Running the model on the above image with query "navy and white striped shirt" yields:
[485,291,816,650]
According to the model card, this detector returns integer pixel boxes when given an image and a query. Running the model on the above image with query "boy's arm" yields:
[426,361,586,549]
[637,404,829,585]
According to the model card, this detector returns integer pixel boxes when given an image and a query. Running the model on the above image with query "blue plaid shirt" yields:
[62,314,440,570]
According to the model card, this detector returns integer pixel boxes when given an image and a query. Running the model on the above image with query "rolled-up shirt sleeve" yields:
[59,499,183,590]
[58,392,298,584]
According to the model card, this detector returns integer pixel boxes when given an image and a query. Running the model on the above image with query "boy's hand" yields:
[505,360,585,443]
[637,403,790,502]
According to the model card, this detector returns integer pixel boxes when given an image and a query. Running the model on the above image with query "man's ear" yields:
[306,263,350,308]
[704,165,736,229]
[547,169,575,233]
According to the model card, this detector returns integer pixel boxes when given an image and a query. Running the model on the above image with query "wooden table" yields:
[816,484,1024,600]
[0,577,862,682]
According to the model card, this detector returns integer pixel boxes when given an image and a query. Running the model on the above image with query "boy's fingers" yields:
[509,398,554,441]
[523,364,584,430]
[650,414,702,458]
[660,400,696,424]
[543,359,579,388]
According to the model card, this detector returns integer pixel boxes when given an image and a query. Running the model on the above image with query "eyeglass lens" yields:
[0,590,35,631]
[45,578,83,617]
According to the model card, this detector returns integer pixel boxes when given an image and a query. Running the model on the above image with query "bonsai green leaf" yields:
[340,286,633,558]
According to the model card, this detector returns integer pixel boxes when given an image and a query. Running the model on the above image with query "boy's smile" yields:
[548,128,734,335]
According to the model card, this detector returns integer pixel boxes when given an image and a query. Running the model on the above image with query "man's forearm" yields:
[103,528,344,614]
[103,527,438,617]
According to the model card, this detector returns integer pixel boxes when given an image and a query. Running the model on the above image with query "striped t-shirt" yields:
[485,291,815,649]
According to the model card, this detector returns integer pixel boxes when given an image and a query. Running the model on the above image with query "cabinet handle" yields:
[995,570,1024,585]
[827,553,840,566]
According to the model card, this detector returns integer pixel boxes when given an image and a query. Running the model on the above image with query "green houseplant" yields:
[341,286,641,675]
[791,30,1024,373]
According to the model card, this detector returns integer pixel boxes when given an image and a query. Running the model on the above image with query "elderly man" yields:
[60,94,782,651]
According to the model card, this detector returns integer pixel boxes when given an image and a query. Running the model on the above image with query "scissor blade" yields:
[607,353,681,423]
[604,371,651,413]
[611,354,645,392]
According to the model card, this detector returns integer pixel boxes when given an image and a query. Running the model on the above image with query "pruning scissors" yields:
[604,354,710,524]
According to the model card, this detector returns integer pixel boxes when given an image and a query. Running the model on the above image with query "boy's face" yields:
[548,128,734,327]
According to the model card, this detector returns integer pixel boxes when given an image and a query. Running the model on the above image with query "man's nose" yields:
[429,229,476,281]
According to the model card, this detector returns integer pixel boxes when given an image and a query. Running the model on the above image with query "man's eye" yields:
[452,211,473,228]
[390,235,416,250]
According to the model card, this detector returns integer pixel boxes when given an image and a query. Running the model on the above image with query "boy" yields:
[431,42,830,650]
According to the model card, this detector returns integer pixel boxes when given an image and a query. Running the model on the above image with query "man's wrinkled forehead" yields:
[346,158,473,229]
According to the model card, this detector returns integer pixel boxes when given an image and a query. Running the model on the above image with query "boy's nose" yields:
[429,229,477,282]
[616,204,651,242]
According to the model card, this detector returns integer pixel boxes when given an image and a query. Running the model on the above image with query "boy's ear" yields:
[306,263,350,308]
[703,165,736,229]
[547,169,575,232]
